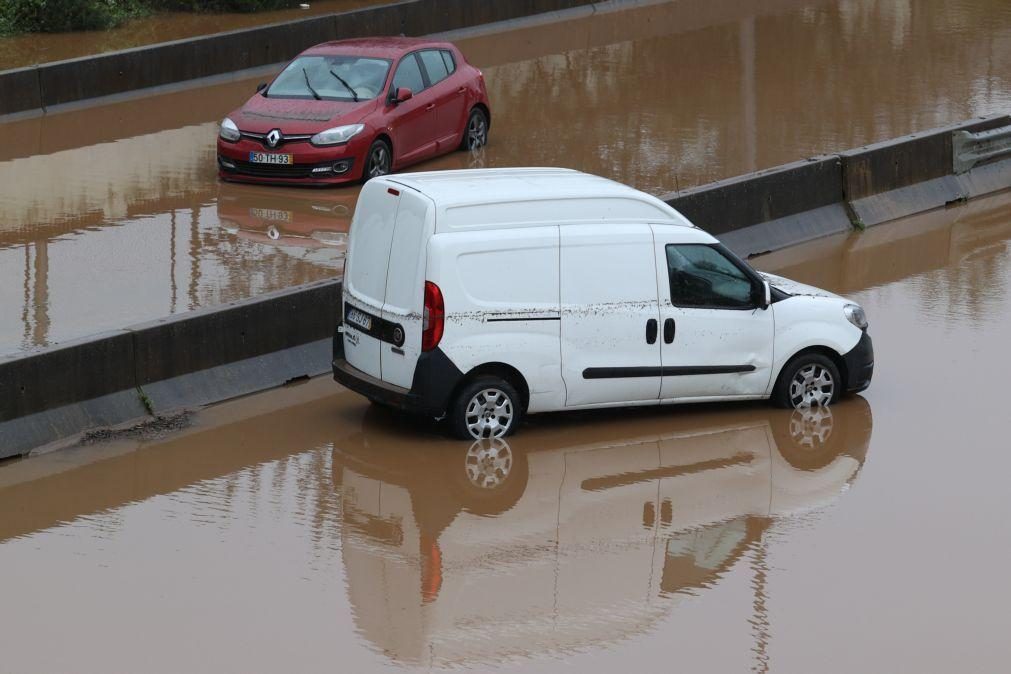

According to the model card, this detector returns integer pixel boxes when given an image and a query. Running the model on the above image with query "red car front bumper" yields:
[216,134,370,186]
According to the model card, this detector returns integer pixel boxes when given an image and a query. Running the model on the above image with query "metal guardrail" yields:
[953,124,1011,173]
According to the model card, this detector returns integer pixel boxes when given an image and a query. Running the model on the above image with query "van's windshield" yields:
[266,55,391,101]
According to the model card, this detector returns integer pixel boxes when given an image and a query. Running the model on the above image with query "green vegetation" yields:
[0,0,295,36]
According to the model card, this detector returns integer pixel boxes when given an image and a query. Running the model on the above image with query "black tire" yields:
[771,352,841,409]
[459,107,489,151]
[449,376,523,440]
[362,138,392,182]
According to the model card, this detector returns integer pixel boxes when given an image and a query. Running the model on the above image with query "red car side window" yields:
[441,50,456,75]
[419,50,449,85]
[392,54,426,93]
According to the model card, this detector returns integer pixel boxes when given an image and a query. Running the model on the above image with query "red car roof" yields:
[303,37,453,58]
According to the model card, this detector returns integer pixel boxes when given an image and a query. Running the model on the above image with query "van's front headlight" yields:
[844,303,868,329]
[219,117,240,142]
[311,124,365,146]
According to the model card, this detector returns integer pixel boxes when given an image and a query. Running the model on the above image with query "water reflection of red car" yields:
[217,182,356,270]
[217,37,491,186]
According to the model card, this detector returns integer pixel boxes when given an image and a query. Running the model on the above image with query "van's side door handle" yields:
[664,318,675,344]
[646,319,658,344]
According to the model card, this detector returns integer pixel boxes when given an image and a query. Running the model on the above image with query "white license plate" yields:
[347,308,373,331]
[249,152,293,165]
[250,207,293,223]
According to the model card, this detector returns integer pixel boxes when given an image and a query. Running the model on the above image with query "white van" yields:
[333,168,873,439]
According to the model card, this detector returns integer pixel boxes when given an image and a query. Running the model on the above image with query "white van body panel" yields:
[380,190,434,389]
[343,180,401,380]
[559,223,661,406]
[650,224,775,398]
[763,295,863,396]
[427,226,565,413]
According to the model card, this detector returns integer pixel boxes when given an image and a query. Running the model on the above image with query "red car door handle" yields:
[457,87,466,94]
[425,103,436,111]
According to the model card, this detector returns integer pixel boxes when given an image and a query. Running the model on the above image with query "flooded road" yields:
[3,189,1011,671]
[2,0,1011,356]
[0,0,387,69]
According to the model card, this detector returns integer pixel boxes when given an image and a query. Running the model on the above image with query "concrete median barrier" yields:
[841,114,1011,227]
[131,279,339,414]
[662,155,852,258]
[0,67,43,118]
[0,280,341,459]
[0,0,595,117]
[0,331,148,459]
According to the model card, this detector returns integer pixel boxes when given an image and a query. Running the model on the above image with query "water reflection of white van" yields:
[331,398,871,669]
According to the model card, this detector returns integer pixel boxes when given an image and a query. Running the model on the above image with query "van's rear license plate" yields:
[346,308,373,331]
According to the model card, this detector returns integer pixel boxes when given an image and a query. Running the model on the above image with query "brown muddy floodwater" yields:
[2,0,1011,356]
[0,0,388,69]
[3,189,1011,672]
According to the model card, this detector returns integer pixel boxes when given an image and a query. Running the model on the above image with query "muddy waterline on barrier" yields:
[2,0,1011,356]
[3,191,1011,671]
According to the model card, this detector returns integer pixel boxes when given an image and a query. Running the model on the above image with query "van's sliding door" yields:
[559,224,661,407]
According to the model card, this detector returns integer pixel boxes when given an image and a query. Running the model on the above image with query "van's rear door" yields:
[343,180,401,380]
[380,187,434,388]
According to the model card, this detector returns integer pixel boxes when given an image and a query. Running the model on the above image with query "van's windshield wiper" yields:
[329,69,359,102]
[302,68,322,100]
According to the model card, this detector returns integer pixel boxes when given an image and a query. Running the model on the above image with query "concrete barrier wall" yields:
[664,156,853,257]
[0,279,340,459]
[841,115,1011,227]
[665,114,1011,258]
[0,0,595,117]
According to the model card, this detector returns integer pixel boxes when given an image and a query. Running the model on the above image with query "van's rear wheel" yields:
[450,376,522,440]
[772,353,841,409]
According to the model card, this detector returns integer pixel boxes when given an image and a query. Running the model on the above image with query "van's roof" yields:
[384,168,694,230]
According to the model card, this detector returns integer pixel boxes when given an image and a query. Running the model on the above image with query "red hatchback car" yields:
[217,37,491,186]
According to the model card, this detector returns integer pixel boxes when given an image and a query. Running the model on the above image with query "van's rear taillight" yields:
[422,281,444,352]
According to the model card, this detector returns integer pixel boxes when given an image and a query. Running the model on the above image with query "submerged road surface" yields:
[2,190,1011,671]
[2,0,1011,355]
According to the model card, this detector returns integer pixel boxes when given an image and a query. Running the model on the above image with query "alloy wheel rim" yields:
[464,439,513,489]
[368,145,389,177]
[464,388,513,439]
[788,364,835,408]
[467,115,487,150]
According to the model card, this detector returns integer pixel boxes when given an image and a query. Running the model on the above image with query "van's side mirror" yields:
[256,82,267,93]
[760,280,771,309]
[392,87,413,104]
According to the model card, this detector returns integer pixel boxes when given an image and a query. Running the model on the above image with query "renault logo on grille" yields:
[266,129,282,148]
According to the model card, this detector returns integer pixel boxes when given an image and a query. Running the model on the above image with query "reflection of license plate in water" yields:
[249,152,293,164]
[249,207,293,223]
[346,308,373,331]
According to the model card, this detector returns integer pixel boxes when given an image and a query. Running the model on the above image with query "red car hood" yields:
[231,96,379,134]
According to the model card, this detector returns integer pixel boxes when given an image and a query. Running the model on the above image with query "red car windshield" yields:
[266,55,392,102]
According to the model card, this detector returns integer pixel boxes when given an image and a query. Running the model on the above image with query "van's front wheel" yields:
[772,353,841,409]
[450,376,522,440]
